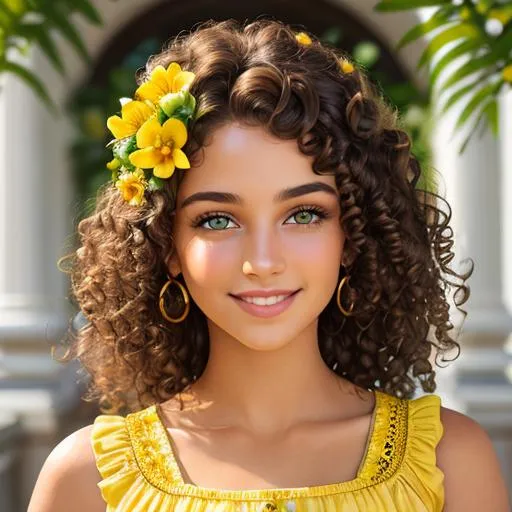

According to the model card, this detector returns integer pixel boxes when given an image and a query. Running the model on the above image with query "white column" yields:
[0,48,83,510]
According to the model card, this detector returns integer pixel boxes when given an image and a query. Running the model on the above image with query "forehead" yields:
[177,123,335,201]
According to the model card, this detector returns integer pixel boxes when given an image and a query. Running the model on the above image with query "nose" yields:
[241,222,286,278]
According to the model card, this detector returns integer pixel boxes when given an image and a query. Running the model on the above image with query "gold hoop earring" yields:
[337,274,355,316]
[159,277,190,323]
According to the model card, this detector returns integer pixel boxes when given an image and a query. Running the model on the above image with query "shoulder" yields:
[28,424,105,512]
[436,406,510,512]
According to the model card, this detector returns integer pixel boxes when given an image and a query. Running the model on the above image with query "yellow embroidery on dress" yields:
[366,393,408,484]
[124,390,409,502]
[126,405,184,492]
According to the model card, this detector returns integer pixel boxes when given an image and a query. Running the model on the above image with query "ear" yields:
[165,248,182,277]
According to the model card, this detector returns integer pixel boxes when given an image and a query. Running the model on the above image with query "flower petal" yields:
[151,65,174,90]
[135,81,161,103]
[172,148,190,169]
[172,71,195,92]
[154,160,176,179]
[165,62,182,84]
[136,118,161,148]
[129,147,162,168]
[122,100,154,128]
[107,115,134,139]
[161,118,187,148]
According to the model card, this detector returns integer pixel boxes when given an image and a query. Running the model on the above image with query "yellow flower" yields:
[115,169,147,206]
[107,100,154,139]
[135,62,195,104]
[295,32,312,45]
[339,58,355,74]
[129,117,190,179]
[503,64,512,83]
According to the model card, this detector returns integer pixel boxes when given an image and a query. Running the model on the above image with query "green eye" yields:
[193,206,328,231]
[294,211,313,224]
[205,217,231,230]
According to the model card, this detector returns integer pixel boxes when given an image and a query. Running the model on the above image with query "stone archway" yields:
[54,0,425,97]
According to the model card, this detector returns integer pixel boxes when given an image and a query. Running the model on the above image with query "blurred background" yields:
[0,0,511,510]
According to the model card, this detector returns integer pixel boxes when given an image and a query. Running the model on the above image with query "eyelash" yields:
[191,205,331,231]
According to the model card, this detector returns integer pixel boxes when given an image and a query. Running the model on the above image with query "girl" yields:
[29,19,509,512]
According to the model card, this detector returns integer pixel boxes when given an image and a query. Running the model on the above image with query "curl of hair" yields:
[55,19,473,413]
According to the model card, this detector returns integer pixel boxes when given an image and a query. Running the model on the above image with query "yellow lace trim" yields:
[125,389,409,501]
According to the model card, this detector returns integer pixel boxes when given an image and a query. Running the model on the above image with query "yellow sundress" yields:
[91,390,444,511]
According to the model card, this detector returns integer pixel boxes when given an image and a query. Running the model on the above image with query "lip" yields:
[230,290,301,318]
[231,289,299,298]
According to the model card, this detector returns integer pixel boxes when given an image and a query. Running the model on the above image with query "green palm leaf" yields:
[442,52,495,90]
[39,3,90,62]
[428,38,482,90]
[375,0,450,12]
[440,76,482,115]
[64,0,102,25]
[3,60,56,111]
[455,80,502,130]
[0,1,18,27]
[458,99,498,154]
[493,24,512,59]
[396,7,454,50]
[19,23,65,74]
[484,98,498,136]
[417,23,481,69]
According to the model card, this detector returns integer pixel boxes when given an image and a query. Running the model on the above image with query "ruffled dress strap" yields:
[392,393,445,511]
[91,406,182,511]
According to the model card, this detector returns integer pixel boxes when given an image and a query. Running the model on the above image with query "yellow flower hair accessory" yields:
[295,32,312,45]
[339,58,355,74]
[106,62,197,205]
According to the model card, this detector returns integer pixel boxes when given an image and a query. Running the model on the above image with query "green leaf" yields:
[455,80,502,130]
[441,52,496,90]
[68,0,102,25]
[375,0,450,12]
[3,0,26,15]
[19,23,65,73]
[440,75,485,115]
[428,38,482,89]
[457,99,497,154]
[396,8,453,50]
[493,24,512,59]
[0,1,19,28]
[39,4,90,62]
[112,135,137,170]
[484,99,498,136]
[148,176,165,191]
[417,23,481,69]
[2,60,56,111]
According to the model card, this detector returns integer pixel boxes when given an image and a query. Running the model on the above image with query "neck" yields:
[180,319,361,436]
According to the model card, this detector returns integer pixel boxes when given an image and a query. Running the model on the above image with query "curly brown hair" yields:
[55,19,473,415]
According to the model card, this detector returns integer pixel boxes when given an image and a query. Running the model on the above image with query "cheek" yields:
[285,228,343,272]
[179,236,238,287]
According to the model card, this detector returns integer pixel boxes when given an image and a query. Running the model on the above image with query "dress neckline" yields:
[125,389,409,500]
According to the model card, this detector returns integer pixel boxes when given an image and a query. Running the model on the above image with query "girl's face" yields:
[168,123,345,351]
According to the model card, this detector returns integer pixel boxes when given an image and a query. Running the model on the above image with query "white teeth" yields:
[240,294,289,306]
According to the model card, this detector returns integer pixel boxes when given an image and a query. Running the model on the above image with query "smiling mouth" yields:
[229,290,301,318]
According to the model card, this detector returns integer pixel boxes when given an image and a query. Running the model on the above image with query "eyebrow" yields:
[179,181,338,209]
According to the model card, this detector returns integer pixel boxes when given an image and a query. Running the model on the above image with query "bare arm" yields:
[437,407,511,512]
[28,424,106,512]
